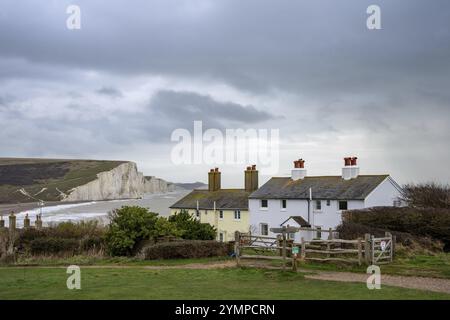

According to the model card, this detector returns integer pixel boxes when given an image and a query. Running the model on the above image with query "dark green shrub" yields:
[169,210,216,240]
[105,206,179,256]
[142,240,232,260]
[30,238,79,255]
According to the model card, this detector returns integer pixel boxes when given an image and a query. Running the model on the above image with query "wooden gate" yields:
[370,233,393,264]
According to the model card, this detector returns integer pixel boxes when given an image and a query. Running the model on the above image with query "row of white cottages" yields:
[170,157,404,242]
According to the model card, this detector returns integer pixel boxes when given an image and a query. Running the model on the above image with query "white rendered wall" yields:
[364,177,402,207]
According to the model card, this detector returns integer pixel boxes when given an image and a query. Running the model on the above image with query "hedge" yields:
[342,206,450,250]
[141,240,233,260]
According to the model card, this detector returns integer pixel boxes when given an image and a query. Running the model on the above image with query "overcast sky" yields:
[0,0,449,186]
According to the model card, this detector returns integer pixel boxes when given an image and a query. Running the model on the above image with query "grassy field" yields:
[296,253,450,279]
[0,158,125,203]
[0,266,449,300]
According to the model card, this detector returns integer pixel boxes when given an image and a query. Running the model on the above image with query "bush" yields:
[342,206,450,250]
[336,221,444,252]
[14,221,106,257]
[401,182,450,209]
[29,238,80,255]
[141,240,232,260]
[105,206,182,256]
[169,210,216,240]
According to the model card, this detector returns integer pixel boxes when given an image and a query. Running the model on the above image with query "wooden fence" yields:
[234,230,394,270]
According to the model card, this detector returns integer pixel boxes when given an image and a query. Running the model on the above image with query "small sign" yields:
[380,241,386,251]
[292,246,299,254]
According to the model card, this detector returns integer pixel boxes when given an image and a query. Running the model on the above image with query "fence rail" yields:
[234,229,394,270]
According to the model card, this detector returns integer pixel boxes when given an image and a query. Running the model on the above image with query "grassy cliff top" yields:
[0,158,127,204]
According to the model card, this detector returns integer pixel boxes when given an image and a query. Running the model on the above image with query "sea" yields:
[7,190,190,228]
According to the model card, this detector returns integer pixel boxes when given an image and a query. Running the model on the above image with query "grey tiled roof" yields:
[170,189,250,210]
[249,175,390,200]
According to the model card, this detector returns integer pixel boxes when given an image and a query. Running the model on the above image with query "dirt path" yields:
[302,270,450,294]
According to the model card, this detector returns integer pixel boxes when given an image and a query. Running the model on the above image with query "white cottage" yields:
[249,157,403,241]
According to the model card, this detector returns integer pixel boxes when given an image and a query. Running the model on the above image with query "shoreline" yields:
[0,191,186,216]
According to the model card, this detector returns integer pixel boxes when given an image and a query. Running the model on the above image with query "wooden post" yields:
[386,232,393,262]
[35,215,43,230]
[364,233,371,265]
[326,242,330,259]
[234,231,241,267]
[23,214,30,229]
[392,234,396,259]
[371,235,375,265]
[8,212,16,255]
[300,237,306,262]
[0,215,4,228]
[328,228,333,240]
[357,237,362,266]
[282,231,287,271]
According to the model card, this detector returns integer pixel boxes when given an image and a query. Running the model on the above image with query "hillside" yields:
[0,158,126,203]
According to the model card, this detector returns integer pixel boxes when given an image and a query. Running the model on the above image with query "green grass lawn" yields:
[297,253,450,279]
[0,267,449,300]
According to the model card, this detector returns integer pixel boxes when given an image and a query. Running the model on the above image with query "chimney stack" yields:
[342,156,359,180]
[342,157,352,180]
[292,158,307,181]
[208,168,221,191]
[245,165,259,192]
[350,157,359,179]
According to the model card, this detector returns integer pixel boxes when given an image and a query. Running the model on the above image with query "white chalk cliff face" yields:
[62,162,175,201]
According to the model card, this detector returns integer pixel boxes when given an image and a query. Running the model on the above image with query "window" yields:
[219,232,224,242]
[288,233,296,240]
[234,210,241,220]
[261,199,268,208]
[326,200,331,206]
[219,210,224,219]
[195,210,200,218]
[281,199,287,210]
[338,201,348,211]
[316,226,322,239]
[260,223,269,236]
[315,200,322,211]
[393,199,402,207]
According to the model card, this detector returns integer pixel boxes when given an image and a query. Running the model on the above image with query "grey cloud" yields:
[96,86,123,98]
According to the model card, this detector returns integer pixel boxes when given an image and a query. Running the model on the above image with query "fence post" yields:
[386,232,393,262]
[357,237,362,266]
[0,215,4,228]
[23,214,30,229]
[282,231,287,271]
[328,228,333,240]
[234,231,240,267]
[300,237,306,262]
[392,234,396,260]
[364,233,371,265]
[8,212,16,255]
[371,235,375,265]
[35,214,43,230]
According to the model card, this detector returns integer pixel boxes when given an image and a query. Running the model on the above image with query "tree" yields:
[105,206,160,256]
[169,210,216,240]
[401,182,450,209]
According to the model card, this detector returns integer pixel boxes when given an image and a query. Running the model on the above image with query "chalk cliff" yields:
[63,162,176,201]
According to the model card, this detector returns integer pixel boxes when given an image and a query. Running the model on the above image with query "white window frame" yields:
[314,200,322,213]
[338,200,348,211]
[195,210,200,218]
[219,210,224,220]
[234,210,241,220]
[280,199,287,211]
[260,223,269,236]
[219,232,224,242]
[260,199,268,210]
